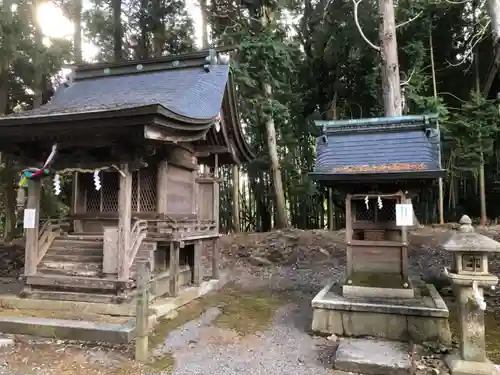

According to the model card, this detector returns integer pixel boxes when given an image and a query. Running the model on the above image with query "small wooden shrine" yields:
[0,48,253,303]
[311,114,444,297]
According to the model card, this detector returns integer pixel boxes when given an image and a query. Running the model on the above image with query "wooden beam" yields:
[194,145,229,156]
[117,163,133,281]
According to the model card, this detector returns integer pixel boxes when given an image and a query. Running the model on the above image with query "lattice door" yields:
[353,199,374,222]
[102,172,119,212]
[138,168,156,212]
[132,168,157,212]
[85,174,101,212]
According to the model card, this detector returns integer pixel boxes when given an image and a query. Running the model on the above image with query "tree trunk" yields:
[112,0,123,61]
[73,0,83,64]
[379,0,421,226]
[488,0,500,45]
[261,8,288,229]
[378,0,401,116]
[263,83,288,228]
[32,0,43,109]
[152,0,163,57]
[200,0,209,48]
[429,28,445,225]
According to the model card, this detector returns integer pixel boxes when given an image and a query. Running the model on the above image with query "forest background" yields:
[0,0,499,239]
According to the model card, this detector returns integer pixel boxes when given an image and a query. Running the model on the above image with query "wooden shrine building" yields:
[0,48,253,303]
[310,114,444,297]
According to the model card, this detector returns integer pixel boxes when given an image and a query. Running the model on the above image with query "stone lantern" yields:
[441,215,500,375]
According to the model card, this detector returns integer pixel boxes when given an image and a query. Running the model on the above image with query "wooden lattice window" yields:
[132,168,157,212]
[84,168,157,213]
[353,199,374,222]
[85,172,119,212]
[352,198,397,222]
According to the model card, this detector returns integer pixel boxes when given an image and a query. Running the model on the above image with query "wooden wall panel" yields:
[166,166,194,214]
[351,245,401,273]
[198,183,214,220]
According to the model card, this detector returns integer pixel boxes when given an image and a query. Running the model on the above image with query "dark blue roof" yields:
[6,64,229,122]
[312,115,442,178]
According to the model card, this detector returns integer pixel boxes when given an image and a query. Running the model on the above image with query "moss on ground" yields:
[147,285,284,373]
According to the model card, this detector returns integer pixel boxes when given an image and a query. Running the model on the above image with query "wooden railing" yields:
[146,217,217,241]
[127,219,148,270]
[37,219,64,264]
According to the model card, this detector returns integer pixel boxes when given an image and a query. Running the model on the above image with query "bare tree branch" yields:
[396,11,423,29]
[322,0,336,24]
[446,20,490,67]
[400,68,416,86]
[353,0,380,51]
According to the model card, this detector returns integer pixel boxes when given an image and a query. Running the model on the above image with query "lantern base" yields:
[445,354,497,375]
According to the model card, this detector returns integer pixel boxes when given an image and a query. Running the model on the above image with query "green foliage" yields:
[446,92,500,172]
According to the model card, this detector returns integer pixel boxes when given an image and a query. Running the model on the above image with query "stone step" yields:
[26,274,118,290]
[0,316,134,344]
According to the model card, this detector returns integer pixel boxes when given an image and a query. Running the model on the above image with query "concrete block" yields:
[341,311,408,341]
[335,338,413,375]
[311,308,343,335]
[0,316,135,344]
[407,316,451,345]
[343,285,415,299]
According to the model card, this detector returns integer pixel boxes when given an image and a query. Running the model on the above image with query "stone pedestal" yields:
[311,280,451,344]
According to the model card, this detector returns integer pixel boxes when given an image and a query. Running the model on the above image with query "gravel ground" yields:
[150,259,349,375]
[0,226,493,374]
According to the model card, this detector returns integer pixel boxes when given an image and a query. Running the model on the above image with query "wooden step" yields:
[26,274,118,290]
[37,267,101,277]
[49,248,103,257]
[62,234,104,241]
[28,289,119,304]
[43,253,103,263]
[39,260,101,271]
[52,239,103,248]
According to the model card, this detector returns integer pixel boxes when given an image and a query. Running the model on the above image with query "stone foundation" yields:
[311,280,451,344]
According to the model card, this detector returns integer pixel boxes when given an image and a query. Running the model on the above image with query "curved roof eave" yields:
[225,73,255,164]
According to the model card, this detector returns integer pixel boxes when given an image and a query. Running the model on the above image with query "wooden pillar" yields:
[212,236,219,279]
[156,160,168,214]
[212,154,220,280]
[193,240,202,286]
[71,172,83,232]
[232,165,240,232]
[169,240,180,296]
[327,187,333,230]
[345,194,353,279]
[24,179,41,277]
[118,163,133,281]
[135,260,150,362]
[401,192,409,280]
[213,154,219,228]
